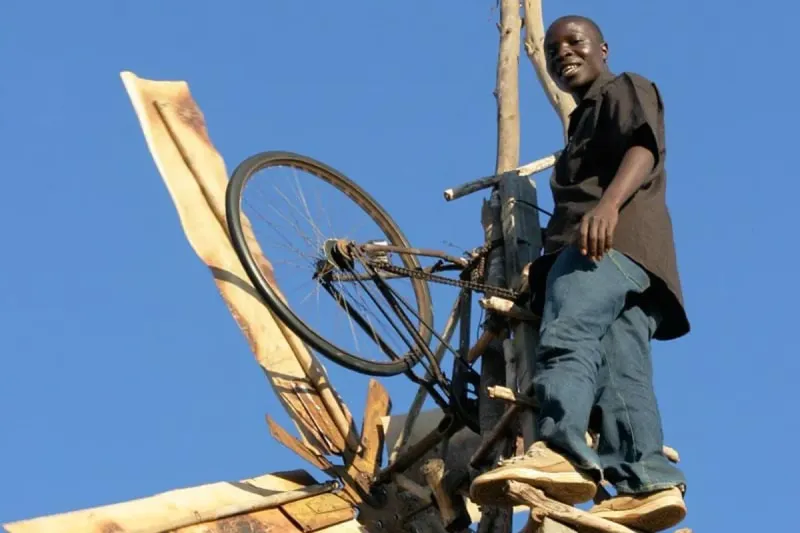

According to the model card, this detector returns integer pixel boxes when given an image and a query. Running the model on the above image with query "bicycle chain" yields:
[372,262,520,300]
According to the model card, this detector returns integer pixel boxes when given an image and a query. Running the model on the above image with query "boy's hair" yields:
[548,15,605,43]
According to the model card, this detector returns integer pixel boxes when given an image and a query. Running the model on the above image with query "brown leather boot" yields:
[469,441,597,506]
[588,486,686,532]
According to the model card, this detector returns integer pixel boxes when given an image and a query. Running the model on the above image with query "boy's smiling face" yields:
[545,17,609,97]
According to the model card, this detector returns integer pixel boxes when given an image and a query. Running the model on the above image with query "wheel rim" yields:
[227,152,434,374]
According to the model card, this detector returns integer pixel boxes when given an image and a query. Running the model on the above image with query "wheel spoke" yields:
[225,151,435,377]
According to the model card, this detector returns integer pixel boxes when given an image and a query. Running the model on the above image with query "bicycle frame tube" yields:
[449,289,480,434]
[361,243,469,267]
[357,258,448,386]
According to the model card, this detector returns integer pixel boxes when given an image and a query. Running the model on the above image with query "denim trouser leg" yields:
[594,304,687,494]
[532,246,674,487]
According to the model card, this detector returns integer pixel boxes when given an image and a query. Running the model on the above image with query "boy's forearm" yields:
[600,145,655,210]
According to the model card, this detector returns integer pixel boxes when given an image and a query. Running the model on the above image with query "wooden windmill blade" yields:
[119,70,358,459]
[4,74,381,533]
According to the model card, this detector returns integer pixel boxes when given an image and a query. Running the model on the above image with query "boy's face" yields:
[545,18,608,96]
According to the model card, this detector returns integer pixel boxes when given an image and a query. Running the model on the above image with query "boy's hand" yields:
[579,200,619,260]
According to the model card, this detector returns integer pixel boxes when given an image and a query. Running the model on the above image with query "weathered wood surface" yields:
[522,0,576,139]
[479,1,523,531]
[264,378,392,507]
[3,470,358,533]
[499,172,543,452]
[119,71,357,456]
[505,481,692,533]
[442,151,558,202]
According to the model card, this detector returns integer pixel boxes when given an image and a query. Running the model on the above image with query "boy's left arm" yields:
[579,75,663,260]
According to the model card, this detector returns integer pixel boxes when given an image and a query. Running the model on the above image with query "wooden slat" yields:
[4,471,322,533]
[350,379,391,476]
[266,415,334,473]
[340,379,392,501]
[169,508,299,532]
[505,481,692,533]
[119,71,357,455]
[281,492,356,532]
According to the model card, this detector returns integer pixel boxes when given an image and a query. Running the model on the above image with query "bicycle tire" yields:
[225,150,434,377]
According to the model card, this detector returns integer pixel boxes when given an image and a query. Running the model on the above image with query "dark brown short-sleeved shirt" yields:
[535,71,689,340]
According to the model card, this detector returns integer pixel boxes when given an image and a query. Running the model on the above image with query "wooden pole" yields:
[477,1,522,532]
[3,471,353,533]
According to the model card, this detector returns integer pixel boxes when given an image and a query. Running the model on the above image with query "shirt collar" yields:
[568,69,616,119]
[583,69,616,101]
[565,70,616,140]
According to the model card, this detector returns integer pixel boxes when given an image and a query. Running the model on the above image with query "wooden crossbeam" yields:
[504,481,692,533]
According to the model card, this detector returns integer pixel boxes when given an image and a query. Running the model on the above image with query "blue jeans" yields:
[532,246,686,494]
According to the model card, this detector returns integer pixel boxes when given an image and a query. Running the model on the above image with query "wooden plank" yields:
[3,471,325,533]
[499,174,542,449]
[281,492,356,532]
[171,508,367,533]
[266,415,334,473]
[350,379,391,476]
[119,71,358,455]
[341,379,392,500]
[503,481,690,533]
[169,508,300,532]
[520,517,579,533]
[315,522,369,533]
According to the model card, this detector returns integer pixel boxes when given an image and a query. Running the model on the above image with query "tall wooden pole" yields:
[479,2,575,532]
[477,1,522,532]
[494,0,522,172]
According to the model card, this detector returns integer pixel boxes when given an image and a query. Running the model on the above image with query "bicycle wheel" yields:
[225,151,434,376]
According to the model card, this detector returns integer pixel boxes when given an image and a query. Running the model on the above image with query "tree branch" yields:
[522,0,576,138]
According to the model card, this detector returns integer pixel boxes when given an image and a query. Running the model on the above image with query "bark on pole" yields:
[477,2,521,532]
[494,1,522,174]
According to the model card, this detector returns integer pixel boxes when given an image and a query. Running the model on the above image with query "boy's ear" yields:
[601,42,609,62]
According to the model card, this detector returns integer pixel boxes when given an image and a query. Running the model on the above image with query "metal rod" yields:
[211,480,340,521]
[389,294,462,462]
[361,243,470,267]
[320,281,403,361]
[363,260,448,386]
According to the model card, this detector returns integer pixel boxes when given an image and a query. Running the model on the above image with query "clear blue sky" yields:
[0,2,794,532]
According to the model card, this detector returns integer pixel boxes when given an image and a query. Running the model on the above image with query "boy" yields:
[469,15,690,532]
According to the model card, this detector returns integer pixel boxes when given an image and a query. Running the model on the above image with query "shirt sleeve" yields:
[602,73,664,167]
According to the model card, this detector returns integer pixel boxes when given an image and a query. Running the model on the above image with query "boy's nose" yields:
[557,44,575,59]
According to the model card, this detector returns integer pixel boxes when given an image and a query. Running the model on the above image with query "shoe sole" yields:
[591,493,687,532]
[470,468,597,507]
